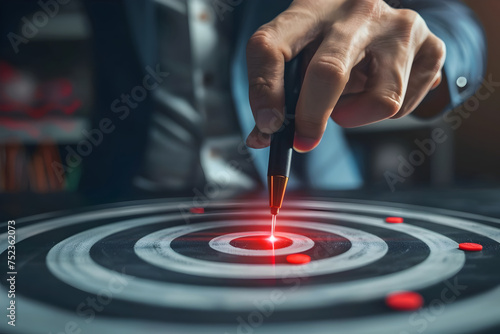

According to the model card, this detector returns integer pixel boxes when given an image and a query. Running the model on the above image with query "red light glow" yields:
[230,235,292,250]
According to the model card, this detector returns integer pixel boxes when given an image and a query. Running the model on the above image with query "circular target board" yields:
[1,199,500,334]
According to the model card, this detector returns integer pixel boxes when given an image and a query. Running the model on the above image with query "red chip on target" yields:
[459,243,483,251]
[385,291,424,311]
[385,217,404,224]
[189,207,205,214]
[286,254,311,265]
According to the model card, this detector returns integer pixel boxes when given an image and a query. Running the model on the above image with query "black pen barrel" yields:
[267,56,301,178]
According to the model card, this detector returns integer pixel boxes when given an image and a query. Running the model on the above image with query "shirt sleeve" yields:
[388,0,487,111]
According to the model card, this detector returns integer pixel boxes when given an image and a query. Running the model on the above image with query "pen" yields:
[267,55,302,237]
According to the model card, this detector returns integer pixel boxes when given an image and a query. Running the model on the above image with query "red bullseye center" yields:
[230,236,293,250]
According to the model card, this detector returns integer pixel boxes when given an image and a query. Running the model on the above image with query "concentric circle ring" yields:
[134,219,387,279]
[45,211,464,310]
[2,199,500,334]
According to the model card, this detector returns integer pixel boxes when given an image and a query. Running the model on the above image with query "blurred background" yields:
[0,0,499,218]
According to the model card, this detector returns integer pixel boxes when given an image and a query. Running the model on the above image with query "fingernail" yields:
[255,131,271,148]
[246,131,270,149]
[293,134,319,153]
[256,109,279,134]
[245,135,258,148]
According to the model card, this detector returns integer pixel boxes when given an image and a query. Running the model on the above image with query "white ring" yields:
[134,220,388,279]
[2,199,499,334]
[208,231,315,256]
[44,211,464,310]
[134,220,386,279]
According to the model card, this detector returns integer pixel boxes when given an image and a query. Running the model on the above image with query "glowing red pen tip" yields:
[268,175,288,215]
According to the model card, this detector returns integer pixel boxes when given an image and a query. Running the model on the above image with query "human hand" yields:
[245,0,446,152]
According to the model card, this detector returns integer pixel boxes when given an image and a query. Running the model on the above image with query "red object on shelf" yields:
[190,207,205,214]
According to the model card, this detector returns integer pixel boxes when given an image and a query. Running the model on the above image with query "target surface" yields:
[1,198,500,334]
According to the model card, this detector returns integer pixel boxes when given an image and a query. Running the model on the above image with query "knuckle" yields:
[429,37,447,65]
[248,76,274,94]
[246,28,283,94]
[393,9,423,46]
[349,0,382,17]
[246,29,277,56]
[426,58,444,78]
[328,23,350,43]
[398,8,420,25]
[375,91,403,118]
[418,37,446,76]
[309,56,349,84]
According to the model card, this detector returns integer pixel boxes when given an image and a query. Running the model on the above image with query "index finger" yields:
[246,5,321,135]
[294,25,369,152]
